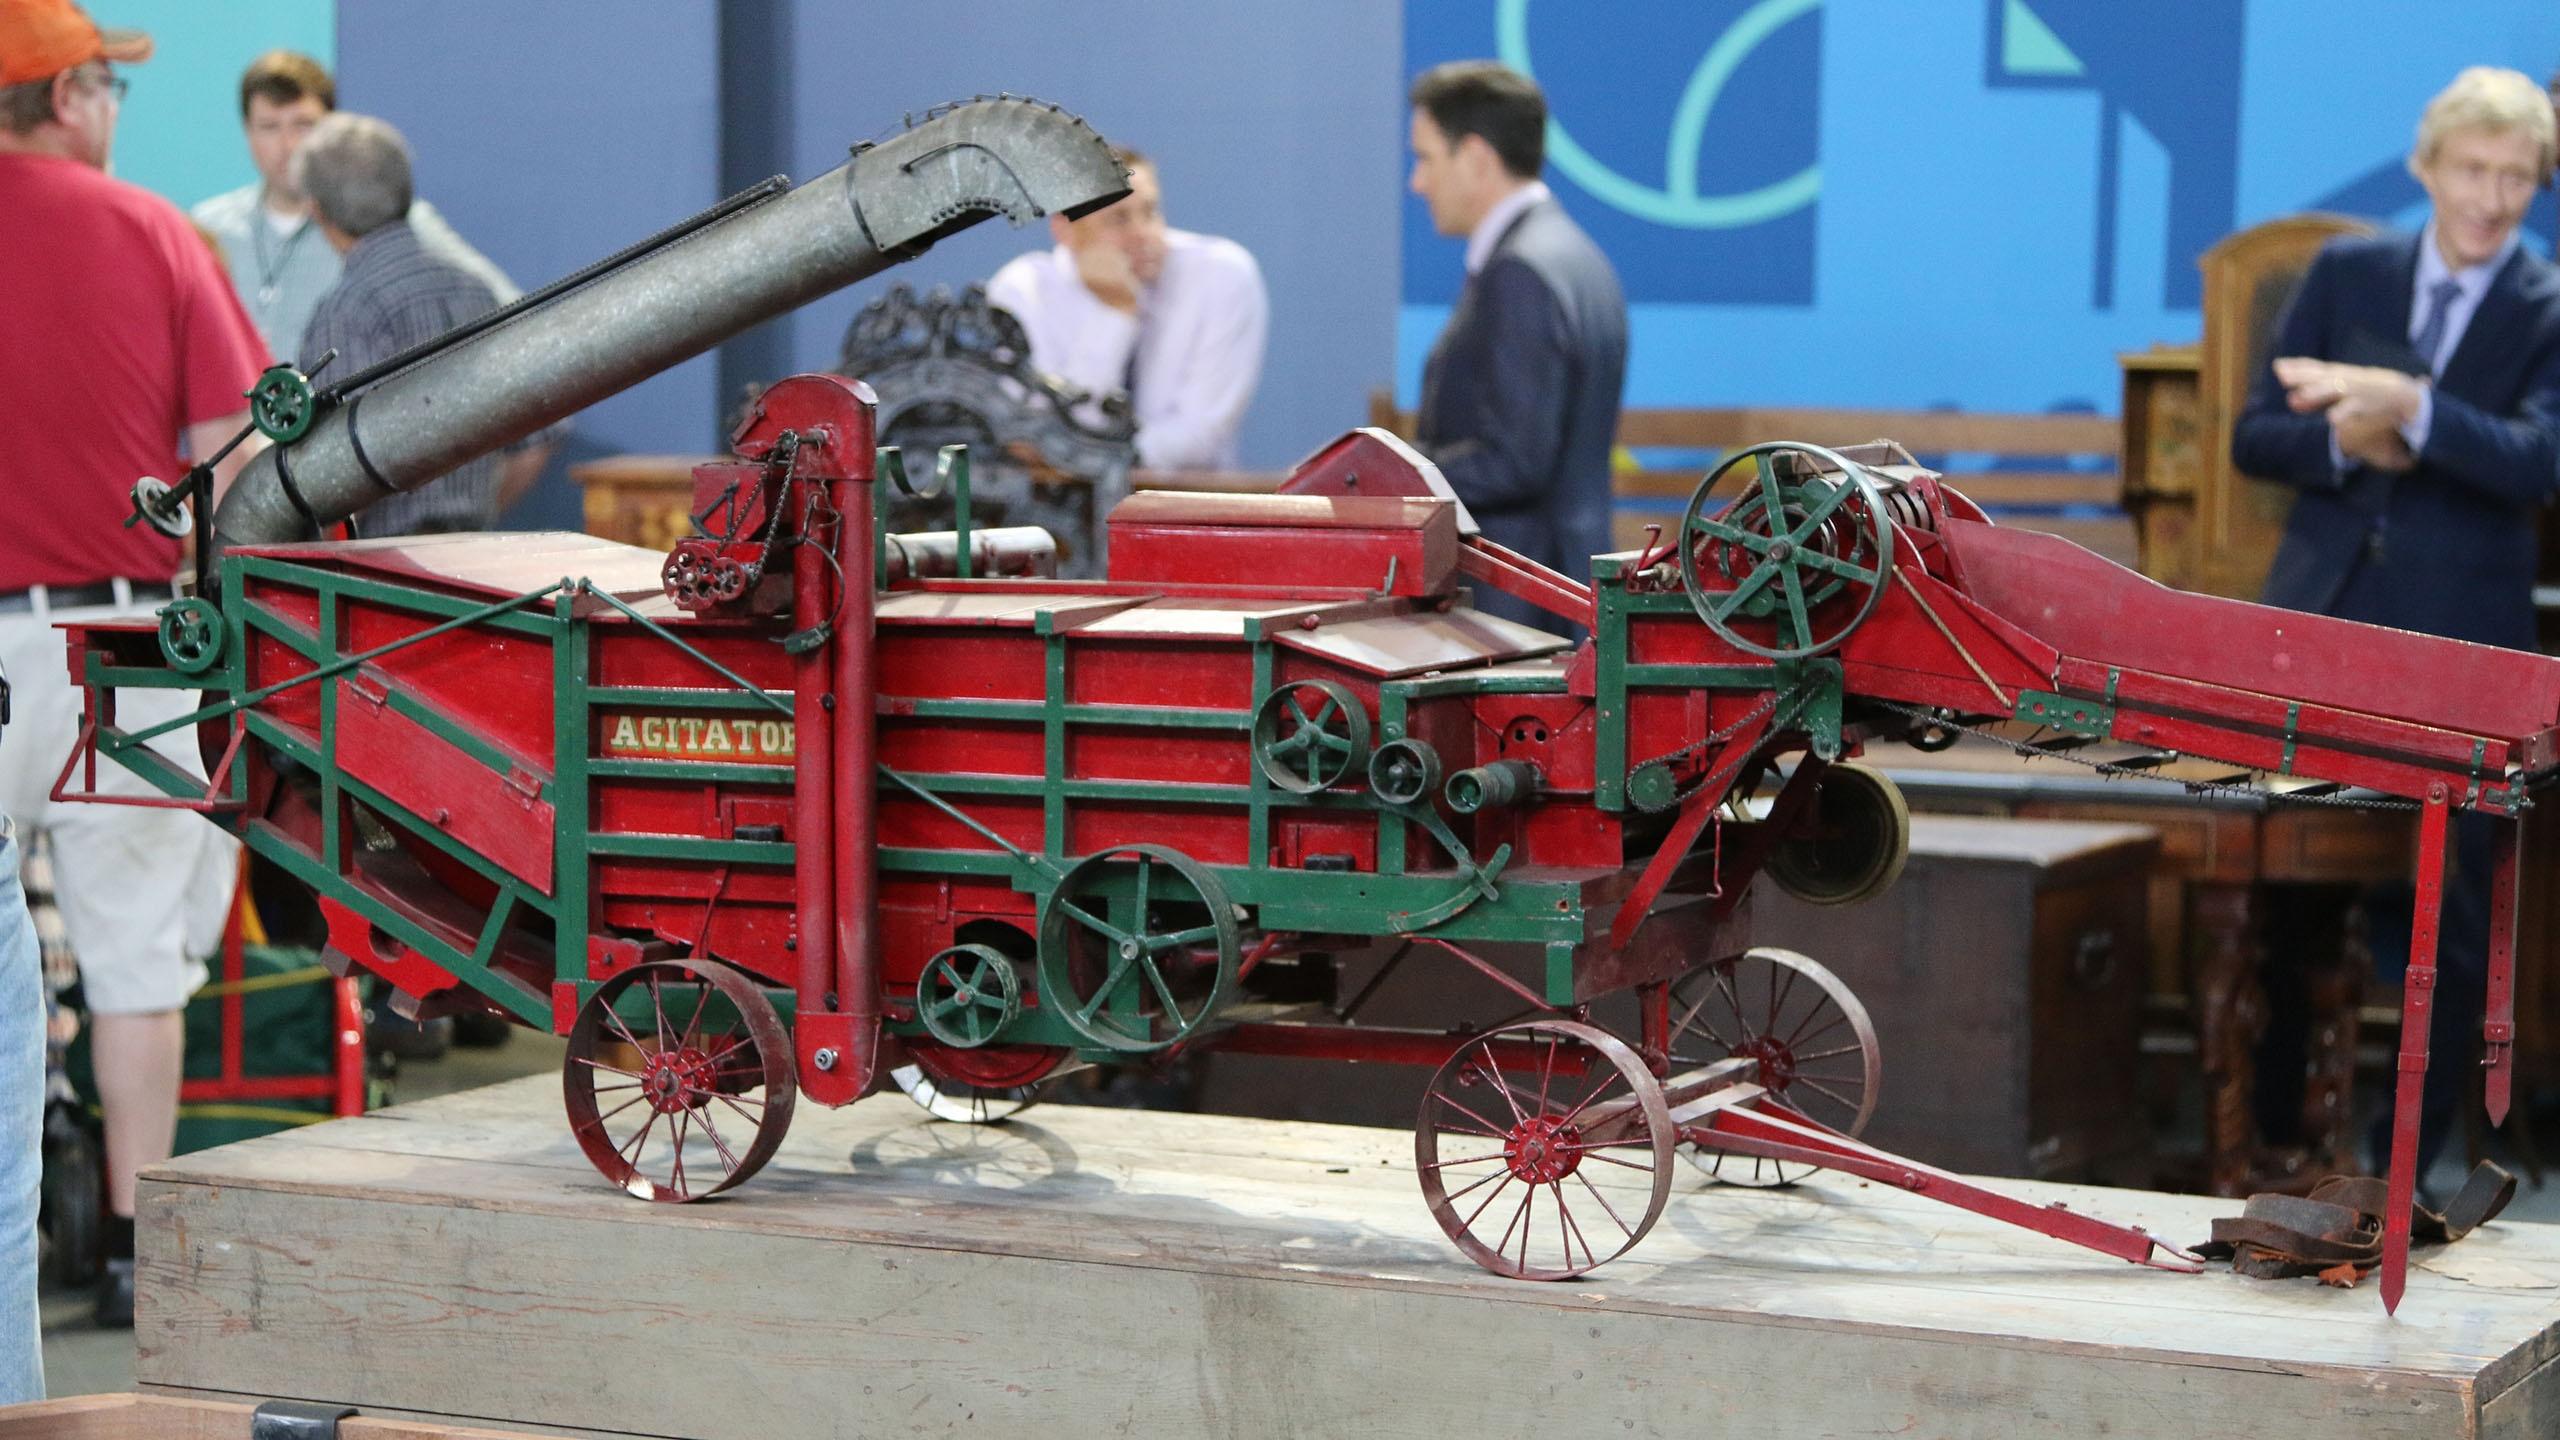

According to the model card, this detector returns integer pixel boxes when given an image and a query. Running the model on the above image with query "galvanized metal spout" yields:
[214,96,1128,546]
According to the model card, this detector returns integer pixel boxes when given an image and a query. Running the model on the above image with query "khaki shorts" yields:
[0,593,234,1014]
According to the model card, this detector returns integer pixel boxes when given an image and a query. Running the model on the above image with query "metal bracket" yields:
[250,1401,359,1440]
[2012,688,2113,738]
[2281,701,2301,775]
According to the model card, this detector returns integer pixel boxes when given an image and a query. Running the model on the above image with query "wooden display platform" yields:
[136,1077,2560,1440]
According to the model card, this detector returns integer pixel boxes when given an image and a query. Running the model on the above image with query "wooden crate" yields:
[1752,816,2160,1183]
[135,1077,2560,1440]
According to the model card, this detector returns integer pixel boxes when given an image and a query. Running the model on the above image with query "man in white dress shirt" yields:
[985,148,1267,471]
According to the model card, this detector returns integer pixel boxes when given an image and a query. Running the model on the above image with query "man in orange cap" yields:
[0,0,269,1336]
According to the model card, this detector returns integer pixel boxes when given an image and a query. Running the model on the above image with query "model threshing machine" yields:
[58,99,2560,1312]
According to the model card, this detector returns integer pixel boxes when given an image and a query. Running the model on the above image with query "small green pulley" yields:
[156,597,225,675]
[915,943,1022,1049]
[246,365,321,443]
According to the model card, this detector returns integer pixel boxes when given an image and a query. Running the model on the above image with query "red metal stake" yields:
[2382,785,2454,1314]
[2484,819,2520,1127]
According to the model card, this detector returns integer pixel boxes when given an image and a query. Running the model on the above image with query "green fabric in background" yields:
[66,943,354,1155]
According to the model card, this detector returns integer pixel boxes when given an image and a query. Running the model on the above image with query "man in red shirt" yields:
[0,0,269,1327]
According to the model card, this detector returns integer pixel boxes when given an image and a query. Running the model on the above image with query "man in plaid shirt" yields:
[295,112,562,535]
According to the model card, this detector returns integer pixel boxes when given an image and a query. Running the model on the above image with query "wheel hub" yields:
[1505,1115,1584,1184]
[1739,1035,1797,1092]
[643,1048,717,1114]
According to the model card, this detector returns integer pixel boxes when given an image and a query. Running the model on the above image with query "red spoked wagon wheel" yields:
[563,958,797,1202]
[1669,946,1881,1187]
[1416,1019,1674,1280]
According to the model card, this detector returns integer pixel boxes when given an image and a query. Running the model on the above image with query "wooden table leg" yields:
[2191,883,2264,1197]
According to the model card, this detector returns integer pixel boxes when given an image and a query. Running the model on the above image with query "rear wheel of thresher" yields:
[1669,947,1881,1187]
[891,1041,1062,1124]
[563,958,797,1202]
[1416,1020,1675,1280]
[1037,844,1241,1053]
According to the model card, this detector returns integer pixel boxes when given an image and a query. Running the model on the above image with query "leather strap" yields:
[2195,1160,2513,1281]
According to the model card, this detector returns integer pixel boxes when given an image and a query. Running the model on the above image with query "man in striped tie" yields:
[2235,65,2560,1194]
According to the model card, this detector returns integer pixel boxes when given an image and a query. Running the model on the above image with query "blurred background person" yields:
[291,111,561,536]
[0,0,262,1329]
[1405,60,1625,638]
[192,50,515,367]
[986,146,1267,472]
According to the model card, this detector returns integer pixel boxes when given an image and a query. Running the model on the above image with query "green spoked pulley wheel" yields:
[916,943,1023,1049]
[1037,844,1240,1053]
[246,365,322,444]
[155,597,225,675]
[1252,678,1371,794]
[1678,441,1895,659]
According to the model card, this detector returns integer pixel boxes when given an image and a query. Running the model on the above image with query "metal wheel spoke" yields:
[647,975,670,1049]
[1787,474,1855,536]
[1057,900,1125,944]
[1147,923,1223,952]
[1769,963,1800,1040]
[1785,1009,1849,1050]
[1668,986,1739,1054]
[1473,1055,1531,1126]
[1431,1107,1511,1140]
[669,1109,692,1197]
[1133,856,1152,923]
[1313,730,1352,756]
[1285,697,1315,730]
[1707,557,1782,621]
[1794,1042,1864,1063]
[697,1104,740,1174]
[1554,1183,1588,1270]
[577,1092,649,1133]
[1459,1172,1516,1231]
[1536,1034,1559,1114]
[1076,951,1143,1024]
[615,1108,662,1173]
[712,1092,766,1128]
[1308,694,1340,726]
[1136,954,1189,1026]
[1777,560,1812,647]
[1421,1151,1510,1171]
[1688,512,1772,553]
[1795,1076,1862,1113]
[1794,548,1880,585]
[1568,1148,1659,1173]
[1268,728,1315,758]
[1571,1169,1638,1237]
[572,1054,645,1081]
[1555,1061,1626,1127]
[1753,453,1788,525]
[1515,1185,1536,1271]
[1493,1185,1531,1265]
[1713,966,1755,1043]
[601,1001,649,1057]
[1438,1165,1512,1210]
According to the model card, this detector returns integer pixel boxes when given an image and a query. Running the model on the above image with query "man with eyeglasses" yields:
[192,51,516,362]
[0,0,266,1335]
[2234,65,2560,1199]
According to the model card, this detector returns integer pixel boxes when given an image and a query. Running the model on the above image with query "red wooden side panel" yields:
[334,680,556,895]
[1944,518,2560,742]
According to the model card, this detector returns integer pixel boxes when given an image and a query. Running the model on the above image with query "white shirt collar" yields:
[1465,180,1550,275]
[2415,218,2517,301]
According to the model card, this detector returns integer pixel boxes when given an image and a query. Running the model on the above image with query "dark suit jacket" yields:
[1416,197,1628,634]
[2233,231,2560,651]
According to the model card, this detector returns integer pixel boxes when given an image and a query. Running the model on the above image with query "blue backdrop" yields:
[1402,0,2560,417]
[92,3,2560,519]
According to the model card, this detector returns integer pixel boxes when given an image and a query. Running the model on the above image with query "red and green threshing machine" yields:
[60,99,2560,1310]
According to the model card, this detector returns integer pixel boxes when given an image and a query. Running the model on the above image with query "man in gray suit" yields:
[1408,60,1627,637]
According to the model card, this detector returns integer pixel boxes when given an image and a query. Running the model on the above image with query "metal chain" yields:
[1629,690,1789,813]
[1864,698,2428,812]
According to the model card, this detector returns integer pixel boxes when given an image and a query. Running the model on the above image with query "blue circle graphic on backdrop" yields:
[1496,0,1823,230]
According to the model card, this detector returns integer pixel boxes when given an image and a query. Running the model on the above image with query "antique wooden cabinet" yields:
[1752,817,2160,1183]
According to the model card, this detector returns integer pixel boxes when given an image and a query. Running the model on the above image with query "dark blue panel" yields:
[1404,0,1822,306]
[779,2,1404,472]
[336,1,722,527]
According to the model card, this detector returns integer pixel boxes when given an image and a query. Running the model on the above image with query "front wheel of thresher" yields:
[1037,844,1241,1053]
[1416,1020,1675,1280]
[563,958,797,1202]
[1669,947,1881,1187]
[1678,441,1894,659]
